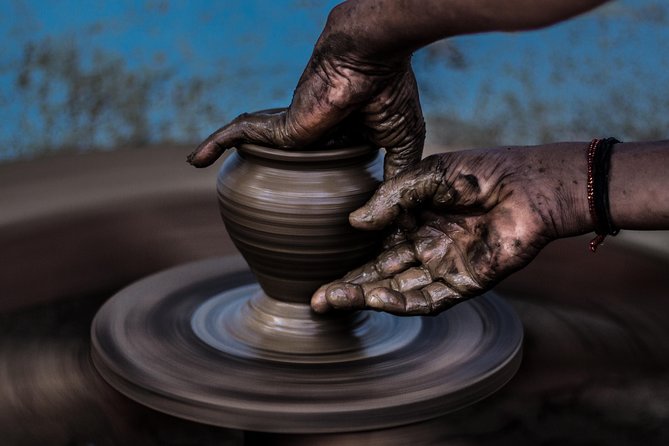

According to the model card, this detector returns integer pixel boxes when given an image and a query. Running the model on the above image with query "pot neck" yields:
[236,143,378,167]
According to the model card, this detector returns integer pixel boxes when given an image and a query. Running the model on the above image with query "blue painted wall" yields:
[1,0,667,160]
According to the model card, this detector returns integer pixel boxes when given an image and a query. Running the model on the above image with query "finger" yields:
[390,266,432,292]
[322,278,463,315]
[365,288,432,315]
[349,155,444,230]
[320,279,393,312]
[187,110,287,167]
[188,67,361,167]
[311,242,417,313]
[338,242,416,284]
[366,279,462,315]
[311,284,331,314]
[318,263,432,313]
[318,274,463,316]
[373,243,417,278]
[309,269,389,314]
[332,266,432,300]
[419,282,462,314]
[362,68,425,179]
[349,265,430,295]
[324,282,366,311]
[336,262,382,286]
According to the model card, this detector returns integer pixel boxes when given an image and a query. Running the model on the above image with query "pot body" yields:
[217,143,383,303]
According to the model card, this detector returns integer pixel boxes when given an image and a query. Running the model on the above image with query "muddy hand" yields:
[311,148,571,316]
[187,24,424,179]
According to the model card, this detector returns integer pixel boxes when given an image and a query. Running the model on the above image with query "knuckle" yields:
[422,282,459,314]
[403,290,431,315]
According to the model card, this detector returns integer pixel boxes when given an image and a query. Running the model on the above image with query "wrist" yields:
[321,2,413,65]
[519,143,594,239]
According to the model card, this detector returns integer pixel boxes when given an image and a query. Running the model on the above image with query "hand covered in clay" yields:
[312,145,589,315]
[188,0,611,178]
[187,11,425,179]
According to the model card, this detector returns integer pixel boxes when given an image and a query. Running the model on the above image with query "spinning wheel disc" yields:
[91,257,523,433]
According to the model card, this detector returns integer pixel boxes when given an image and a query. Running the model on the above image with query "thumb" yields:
[349,155,444,230]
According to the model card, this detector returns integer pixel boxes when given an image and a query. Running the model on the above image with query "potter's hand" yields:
[311,145,591,315]
[188,0,609,178]
[187,13,424,179]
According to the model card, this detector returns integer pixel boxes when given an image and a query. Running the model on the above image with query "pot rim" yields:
[236,143,377,163]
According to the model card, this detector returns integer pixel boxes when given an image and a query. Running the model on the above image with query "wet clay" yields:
[217,143,383,303]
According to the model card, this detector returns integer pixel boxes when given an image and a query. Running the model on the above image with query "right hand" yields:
[188,8,425,179]
[311,144,591,315]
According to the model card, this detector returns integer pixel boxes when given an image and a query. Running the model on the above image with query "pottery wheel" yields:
[91,256,523,433]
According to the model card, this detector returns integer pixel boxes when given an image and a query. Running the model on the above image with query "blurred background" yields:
[1,0,669,161]
[1,1,669,445]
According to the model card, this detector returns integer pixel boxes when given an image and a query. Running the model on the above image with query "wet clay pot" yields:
[217,143,383,303]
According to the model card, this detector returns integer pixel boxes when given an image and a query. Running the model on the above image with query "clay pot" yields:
[92,144,524,434]
[217,143,383,304]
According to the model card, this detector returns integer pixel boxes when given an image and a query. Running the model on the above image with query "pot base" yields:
[91,256,523,434]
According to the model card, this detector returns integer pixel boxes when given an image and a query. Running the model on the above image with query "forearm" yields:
[609,141,669,230]
[324,0,609,60]
[522,140,669,238]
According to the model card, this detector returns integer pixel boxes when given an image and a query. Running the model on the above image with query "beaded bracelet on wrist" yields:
[586,137,621,252]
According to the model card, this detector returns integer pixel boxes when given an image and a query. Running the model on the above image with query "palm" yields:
[314,203,548,316]
[311,151,555,316]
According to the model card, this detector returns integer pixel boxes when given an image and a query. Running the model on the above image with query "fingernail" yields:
[310,286,330,314]
[326,283,365,309]
[326,286,349,308]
